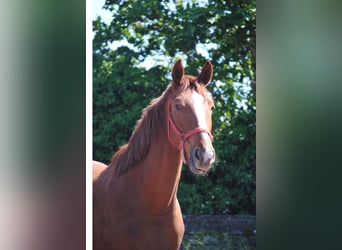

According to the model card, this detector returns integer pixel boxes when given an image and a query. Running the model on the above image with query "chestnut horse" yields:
[93,60,216,250]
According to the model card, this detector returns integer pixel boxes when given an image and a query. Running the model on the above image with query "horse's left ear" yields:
[197,61,213,86]
[172,60,184,87]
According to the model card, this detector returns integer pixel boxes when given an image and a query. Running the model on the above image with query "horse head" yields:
[168,60,216,175]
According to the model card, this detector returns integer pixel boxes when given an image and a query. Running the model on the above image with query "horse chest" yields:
[99,190,182,248]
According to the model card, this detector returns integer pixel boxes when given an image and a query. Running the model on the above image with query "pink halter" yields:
[167,97,214,161]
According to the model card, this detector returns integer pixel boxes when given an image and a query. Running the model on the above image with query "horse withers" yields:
[93,60,215,250]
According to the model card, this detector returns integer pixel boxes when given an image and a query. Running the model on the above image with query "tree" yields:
[93,0,256,215]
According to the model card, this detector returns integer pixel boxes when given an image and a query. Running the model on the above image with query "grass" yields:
[180,231,256,250]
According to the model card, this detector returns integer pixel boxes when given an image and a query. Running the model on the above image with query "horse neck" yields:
[138,106,183,213]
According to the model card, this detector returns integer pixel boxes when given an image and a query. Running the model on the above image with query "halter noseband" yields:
[167,97,214,163]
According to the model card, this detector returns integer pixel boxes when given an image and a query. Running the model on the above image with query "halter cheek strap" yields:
[167,97,214,164]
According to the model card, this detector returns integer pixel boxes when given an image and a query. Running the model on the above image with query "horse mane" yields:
[110,85,172,176]
[109,76,213,176]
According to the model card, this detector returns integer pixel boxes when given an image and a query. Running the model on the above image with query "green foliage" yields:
[93,0,255,215]
[181,231,254,250]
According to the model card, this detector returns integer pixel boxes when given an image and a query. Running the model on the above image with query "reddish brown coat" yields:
[93,60,215,250]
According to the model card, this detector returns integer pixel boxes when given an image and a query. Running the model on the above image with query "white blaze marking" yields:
[191,91,215,165]
[192,91,211,142]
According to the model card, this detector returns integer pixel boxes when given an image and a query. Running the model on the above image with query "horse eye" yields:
[175,104,182,111]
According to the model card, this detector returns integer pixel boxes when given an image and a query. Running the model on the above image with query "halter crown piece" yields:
[167,97,214,164]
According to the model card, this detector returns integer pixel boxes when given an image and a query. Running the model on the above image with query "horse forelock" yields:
[174,75,214,106]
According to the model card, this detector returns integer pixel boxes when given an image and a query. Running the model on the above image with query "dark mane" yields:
[110,85,172,176]
[109,75,213,176]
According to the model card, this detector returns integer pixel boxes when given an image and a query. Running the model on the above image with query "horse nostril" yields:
[193,147,215,165]
[203,149,215,165]
[194,147,201,161]
[208,150,215,164]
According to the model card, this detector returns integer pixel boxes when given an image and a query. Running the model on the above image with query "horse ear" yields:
[172,60,184,87]
[197,61,213,86]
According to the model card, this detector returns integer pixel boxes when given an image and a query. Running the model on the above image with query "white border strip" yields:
[86,0,93,249]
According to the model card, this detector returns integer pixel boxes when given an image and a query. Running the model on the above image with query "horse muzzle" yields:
[189,146,215,175]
